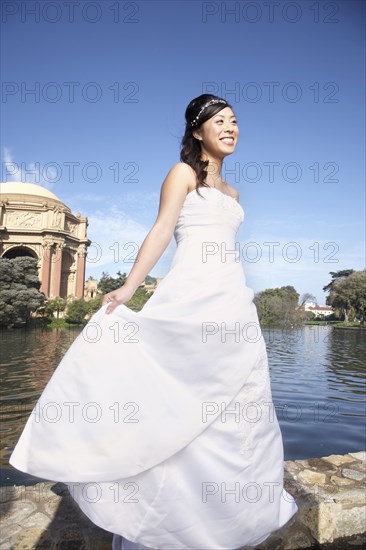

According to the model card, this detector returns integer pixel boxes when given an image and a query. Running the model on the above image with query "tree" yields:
[144,275,157,285]
[323,269,354,293]
[125,287,151,312]
[299,293,317,307]
[0,257,45,327]
[44,297,66,319]
[326,270,366,324]
[65,299,89,324]
[96,271,152,311]
[97,271,127,294]
[253,285,302,327]
[86,295,104,316]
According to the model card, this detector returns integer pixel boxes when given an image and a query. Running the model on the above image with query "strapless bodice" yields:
[170,186,244,273]
[173,186,244,245]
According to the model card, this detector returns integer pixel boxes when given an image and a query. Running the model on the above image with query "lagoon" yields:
[1,324,365,486]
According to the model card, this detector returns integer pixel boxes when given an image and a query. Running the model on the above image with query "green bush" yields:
[65,299,89,324]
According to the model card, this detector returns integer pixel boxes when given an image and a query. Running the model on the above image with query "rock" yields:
[315,484,345,503]
[349,461,366,474]
[348,451,366,462]
[282,529,315,549]
[336,506,366,538]
[0,485,24,503]
[297,469,327,485]
[43,495,62,517]
[306,457,337,472]
[342,468,366,482]
[12,526,53,550]
[251,535,283,550]
[330,475,355,486]
[87,542,111,550]
[21,511,51,530]
[284,460,302,475]
[300,501,342,544]
[0,499,37,523]
[294,459,311,469]
[323,454,357,466]
[2,452,366,549]
[54,524,87,548]
[327,487,366,505]
[0,523,24,548]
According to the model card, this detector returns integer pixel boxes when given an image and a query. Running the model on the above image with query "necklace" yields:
[209,177,233,198]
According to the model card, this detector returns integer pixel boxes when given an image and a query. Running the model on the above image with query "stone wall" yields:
[1,451,365,549]
[253,450,366,549]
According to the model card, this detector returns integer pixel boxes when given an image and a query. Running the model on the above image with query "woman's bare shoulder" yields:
[159,162,197,202]
[167,162,196,178]
[164,162,197,194]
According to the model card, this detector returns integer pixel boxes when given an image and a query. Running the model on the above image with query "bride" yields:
[10,94,298,550]
[102,98,241,314]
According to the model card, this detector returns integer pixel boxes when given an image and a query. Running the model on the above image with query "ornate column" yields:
[50,242,65,297]
[75,244,87,299]
[40,242,52,297]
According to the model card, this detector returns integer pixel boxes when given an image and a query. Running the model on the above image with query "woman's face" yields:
[194,106,239,158]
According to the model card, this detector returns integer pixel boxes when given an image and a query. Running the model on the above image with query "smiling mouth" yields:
[220,137,235,145]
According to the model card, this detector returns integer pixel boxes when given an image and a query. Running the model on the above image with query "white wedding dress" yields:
[10,186,298,549]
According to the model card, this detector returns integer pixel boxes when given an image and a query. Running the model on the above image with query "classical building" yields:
[143,277,163,293]
[0,182,91,299]
[83,276,164,302]
[84,277,100,301]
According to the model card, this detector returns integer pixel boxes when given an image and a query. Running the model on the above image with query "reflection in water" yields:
[0,326,82,485]
[1,325,365,486]
[263,325,366,462]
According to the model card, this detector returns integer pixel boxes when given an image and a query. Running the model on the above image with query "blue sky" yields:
[1,0,365,305]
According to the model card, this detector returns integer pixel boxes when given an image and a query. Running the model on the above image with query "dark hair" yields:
[180,94,232,197]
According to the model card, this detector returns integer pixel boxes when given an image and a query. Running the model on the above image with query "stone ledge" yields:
[242,450,366,550]
[0,451,365,549]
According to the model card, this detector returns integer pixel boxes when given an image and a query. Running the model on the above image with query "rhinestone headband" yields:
[190,98,228,127]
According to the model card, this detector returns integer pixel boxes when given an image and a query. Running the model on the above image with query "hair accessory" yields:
[190,98,228,127]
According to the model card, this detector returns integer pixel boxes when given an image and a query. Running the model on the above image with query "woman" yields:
[10,94,298,549]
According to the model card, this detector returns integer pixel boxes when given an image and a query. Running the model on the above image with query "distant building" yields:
[84,276,163,301]
[304,302,335,317]
[84,277,100,301]
[0,182,91,299]
[142,277,163,293]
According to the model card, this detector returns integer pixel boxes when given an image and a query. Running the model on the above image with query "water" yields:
[0,324,365,487]
[262,325,366,461]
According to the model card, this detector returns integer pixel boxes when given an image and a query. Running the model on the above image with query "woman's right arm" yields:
[102,162,196,314]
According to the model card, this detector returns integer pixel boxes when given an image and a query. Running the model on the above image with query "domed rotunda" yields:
[0,182,91,299]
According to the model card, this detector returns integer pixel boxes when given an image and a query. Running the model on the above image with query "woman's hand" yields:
[102,286,135,315]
